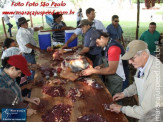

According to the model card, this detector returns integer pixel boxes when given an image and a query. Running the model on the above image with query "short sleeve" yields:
[74,28,82,35]
[108,46,121,61]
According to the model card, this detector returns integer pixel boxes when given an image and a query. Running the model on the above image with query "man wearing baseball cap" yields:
[0,55,40,116]
[62,7,106,49]
[77,19,103,67]
[82,30,129,98]
[16,17,43,80]
[109,40,163,120]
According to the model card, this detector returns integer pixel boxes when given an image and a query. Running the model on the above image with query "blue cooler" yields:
[38,31,51,50]
[65,30,78,47]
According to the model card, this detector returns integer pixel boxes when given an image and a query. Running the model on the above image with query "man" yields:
[52,12,74,47]
[77,19,103,67]
[109,40,163,120]
[140,22,160,55]
[106,15,124,46]
[82,30,128,96]
[16,17,42,80]
[76,8,83,27]
[3,14,13,37]
[62,7,107,48]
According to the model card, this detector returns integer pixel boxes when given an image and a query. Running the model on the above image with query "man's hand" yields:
[81,68,95,76]
[27,97,40,105]
[27,109,37,116]
[113,92,125,101]
[30,64,40,70]
[62,43,68,49]
[110,104,122,114]
[94,66,101,70]
[39,26,44,30]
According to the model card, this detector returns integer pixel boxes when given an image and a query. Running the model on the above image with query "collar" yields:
[1,69,16,87]
[138,56,150,77]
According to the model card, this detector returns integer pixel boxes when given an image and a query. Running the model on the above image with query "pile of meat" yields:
[77,114,108,122]
[67,88,84,102]
[42,104,72,122]
[83,78,103,89]
[42,85,66,97]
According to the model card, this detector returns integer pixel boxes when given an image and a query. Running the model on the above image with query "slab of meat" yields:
[67,88,84,102]
[42,85,66,97]
[52,50,64,61]
[42,104,72,122]
[59,68,79,81]
[64,55,93,72]
[77,114,108,122]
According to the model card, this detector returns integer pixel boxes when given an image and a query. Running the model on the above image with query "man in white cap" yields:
[109,40,163,120]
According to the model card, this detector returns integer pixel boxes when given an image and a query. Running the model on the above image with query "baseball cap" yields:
[7,55,31,76]
[90,30,109,47]
[78,19,93,28]
[121,40,148,60]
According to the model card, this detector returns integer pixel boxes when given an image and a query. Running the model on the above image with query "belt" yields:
[23,50,35,55]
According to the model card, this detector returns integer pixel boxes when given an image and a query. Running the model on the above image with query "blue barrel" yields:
[38,32,51,50]
[65,30,78,47]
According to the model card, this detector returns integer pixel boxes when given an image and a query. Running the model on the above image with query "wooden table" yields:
[27,51,128,122]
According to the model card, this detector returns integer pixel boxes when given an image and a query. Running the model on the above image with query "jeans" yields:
[16,22,20,29]
[7,23,13,37]
[23,53,36,80]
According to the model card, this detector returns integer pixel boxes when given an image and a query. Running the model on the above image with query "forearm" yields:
[79,47,89,55]
[65,34,77,45]
[26,43,40,51]
[121,105,144,119]
[123,82,137,97]
[93,67,116,75]
[34,27,42,31]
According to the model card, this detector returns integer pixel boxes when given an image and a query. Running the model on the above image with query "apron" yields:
[134,76,144,104]
[102,56,123,96]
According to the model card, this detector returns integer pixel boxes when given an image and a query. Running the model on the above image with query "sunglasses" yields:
[114,20,119,22]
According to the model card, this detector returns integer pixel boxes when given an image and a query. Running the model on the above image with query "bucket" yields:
[65,30,78,47]
[38,31,51,50]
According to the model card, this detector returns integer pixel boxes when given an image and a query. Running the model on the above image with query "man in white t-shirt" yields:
[3,15,13,37]
[16,17,43,80]
[62,7,107,48]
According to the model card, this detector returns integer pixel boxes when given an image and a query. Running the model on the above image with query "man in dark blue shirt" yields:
[78,19,102,67]
[106,15,124,46]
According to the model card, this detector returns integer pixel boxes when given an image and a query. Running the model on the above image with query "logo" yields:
[126,47,129,52]
[2,108,26,121]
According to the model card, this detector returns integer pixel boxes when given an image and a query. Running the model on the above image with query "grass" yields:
[0,16,163,44]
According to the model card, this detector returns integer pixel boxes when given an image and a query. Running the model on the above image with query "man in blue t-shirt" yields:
[106,15,124,45]
[77,19,102,67]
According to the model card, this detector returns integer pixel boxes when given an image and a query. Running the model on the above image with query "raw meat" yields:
[42,85,66,97]
[67,88,84,102]
[42,104,72,122]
